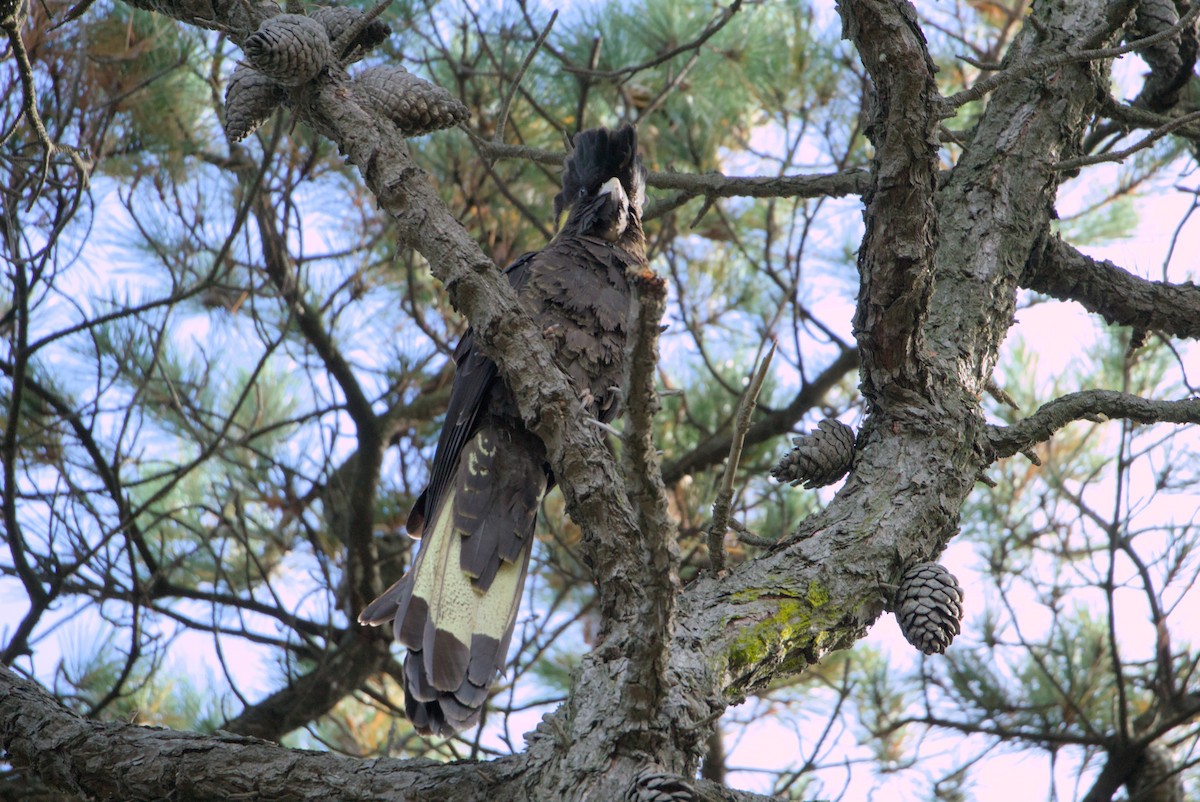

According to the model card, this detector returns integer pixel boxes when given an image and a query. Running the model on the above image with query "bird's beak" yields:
[598,177,623,199]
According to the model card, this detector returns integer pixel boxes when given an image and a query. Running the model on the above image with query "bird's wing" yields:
[404,251,538,537]
[357,251,537,630]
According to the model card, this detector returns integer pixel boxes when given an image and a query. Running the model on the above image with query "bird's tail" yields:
[555,124,646,222]
[359,423,545,736]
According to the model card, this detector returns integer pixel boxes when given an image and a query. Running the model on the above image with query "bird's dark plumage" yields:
[360,124,647,736]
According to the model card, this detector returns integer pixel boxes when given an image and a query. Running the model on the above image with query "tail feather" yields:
[358,573,407,627]
[360,424,543,736]
[396,593,425,647]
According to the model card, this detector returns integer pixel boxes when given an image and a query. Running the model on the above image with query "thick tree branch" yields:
[618,270,681,723]
[944,2,1196,109]
[842,0,940,401]
[25,2,1179,801]
[646,0,953,725]
[986,390,1200,460]
[1022,234,1200,339]
[268,62,643,630]
[0,667,782,802]
[646,168,870,202]
[106,7,677,798]
[120,0,277,41]
[1127,0,1197,112]
[255,24,698,800]
[664,0,1137,719]
[0,667,511,802]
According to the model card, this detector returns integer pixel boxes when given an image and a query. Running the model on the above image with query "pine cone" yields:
[1127,745,1183,802]
[243,14,333,86]
[310,6,390,62]
[625,772,696,802]
[353,65,470,136]
[770,418,855,488]
[224,64,284,142]
[895,562,963,655]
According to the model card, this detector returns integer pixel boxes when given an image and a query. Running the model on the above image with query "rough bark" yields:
[1023,233,1200,338]
[0,667,776,801]
[0,667,518,802]
[6,0,1200,799]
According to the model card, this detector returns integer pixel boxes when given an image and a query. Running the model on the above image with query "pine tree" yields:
[2,1,1199,799]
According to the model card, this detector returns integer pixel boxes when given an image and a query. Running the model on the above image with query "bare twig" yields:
[1054,111,1200,170]
[986,390,1200,460]
[494,9,557,146]
[984,377,1019,410]
[562,0,743,81]
[706,340,775,575]
[572,34,602,135]
[0,259,50,665]
[944,2,1200,110]
[632,47,703,126]
[728,518,774,549]
[2,17,82,206]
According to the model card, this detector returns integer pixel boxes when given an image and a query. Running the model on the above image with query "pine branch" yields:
[1022,234,1200,338]
[663,347,858,485]
[944,2,1200,110]
[558,0,744,81]
[0,667,505,802]
[1054,110,1200,170]
[986,390,1200,460]
[706,341,775,576]
[0,665,786,802]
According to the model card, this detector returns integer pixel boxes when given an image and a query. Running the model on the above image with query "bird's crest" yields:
[554,124,646,225]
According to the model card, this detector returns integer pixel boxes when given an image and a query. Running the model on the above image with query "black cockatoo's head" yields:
[554,124,646,243]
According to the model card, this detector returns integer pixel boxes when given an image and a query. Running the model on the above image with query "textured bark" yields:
[843,0,941,402]
[987,390,1200,460]
[7,0,1199,799]
[0,666,778,802]
[1023,234,1200,338]
[0,667,516,802]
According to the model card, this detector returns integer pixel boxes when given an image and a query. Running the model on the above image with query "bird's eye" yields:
[578,187,587,197]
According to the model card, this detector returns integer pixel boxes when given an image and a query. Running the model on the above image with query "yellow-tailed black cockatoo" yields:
[360,125,647,736]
